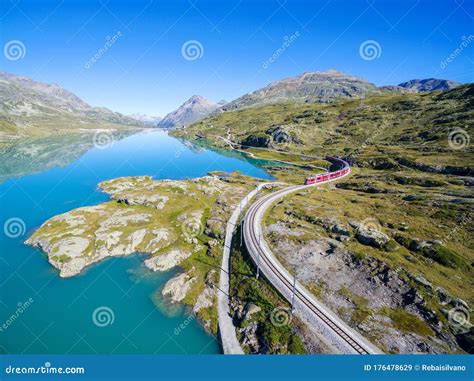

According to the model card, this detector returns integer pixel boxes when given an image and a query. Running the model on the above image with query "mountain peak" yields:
[188,95,206,101]
[158,95,219,128]
[223,70,377,111]
[183,95,214,107]
[297,69,351,78]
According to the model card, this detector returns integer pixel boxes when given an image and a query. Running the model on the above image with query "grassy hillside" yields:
[174,84,473,353]
[176,84,473,169]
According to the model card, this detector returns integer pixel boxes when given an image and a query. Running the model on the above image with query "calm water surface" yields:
[0,130,271,354]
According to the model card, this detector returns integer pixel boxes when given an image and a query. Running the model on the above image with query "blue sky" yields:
[1,0,473,116]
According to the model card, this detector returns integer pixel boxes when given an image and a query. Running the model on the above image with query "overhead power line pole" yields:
[291,266,297,313]
[256,234,261,279]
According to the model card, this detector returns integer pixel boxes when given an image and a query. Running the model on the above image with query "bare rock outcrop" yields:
[144,249,191,272]
[162,269,196,303]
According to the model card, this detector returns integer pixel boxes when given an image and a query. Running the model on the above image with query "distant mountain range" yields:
[129,113,162,126]
[381,78,460,93]
[0,70,464,138]
[158,95,226,129]
[0,72,143,138]
[219,70,462,112]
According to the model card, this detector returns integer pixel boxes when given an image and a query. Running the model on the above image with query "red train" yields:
[304,157,350,185]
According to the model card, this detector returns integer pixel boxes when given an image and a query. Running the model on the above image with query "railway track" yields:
[242,164,382,354]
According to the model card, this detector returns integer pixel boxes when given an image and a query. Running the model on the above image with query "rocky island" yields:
[26,173,256,332]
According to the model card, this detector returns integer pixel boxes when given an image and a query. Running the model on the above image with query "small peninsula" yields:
[26,173,256,332]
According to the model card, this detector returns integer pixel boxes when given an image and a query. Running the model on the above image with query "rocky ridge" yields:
[0,71,143,136]
[222,70,378,111]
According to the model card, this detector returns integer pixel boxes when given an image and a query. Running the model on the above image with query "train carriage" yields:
[304,157,350,185]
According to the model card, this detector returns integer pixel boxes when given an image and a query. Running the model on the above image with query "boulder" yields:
[330,222,350,236]
[413,275,433,291]
[162,269,196,302]
[144,249,191,272]
[205,218,225,239]
[266,126,301,145]
[242,302,262,321]
[354,225,390,248]
[435,287,452,305]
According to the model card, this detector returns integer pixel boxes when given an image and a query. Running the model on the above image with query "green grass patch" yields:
[381,307,433,337]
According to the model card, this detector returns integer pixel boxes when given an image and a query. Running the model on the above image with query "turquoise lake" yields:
[0,130,271,354]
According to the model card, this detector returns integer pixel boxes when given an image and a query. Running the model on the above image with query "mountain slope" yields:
[0,72,143,138]
[174,84,473,354]
[159,95,222,128]
[381,78,461,93]
[397,78,460,92]
[176,83,473,169]
[221,70,379,111]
